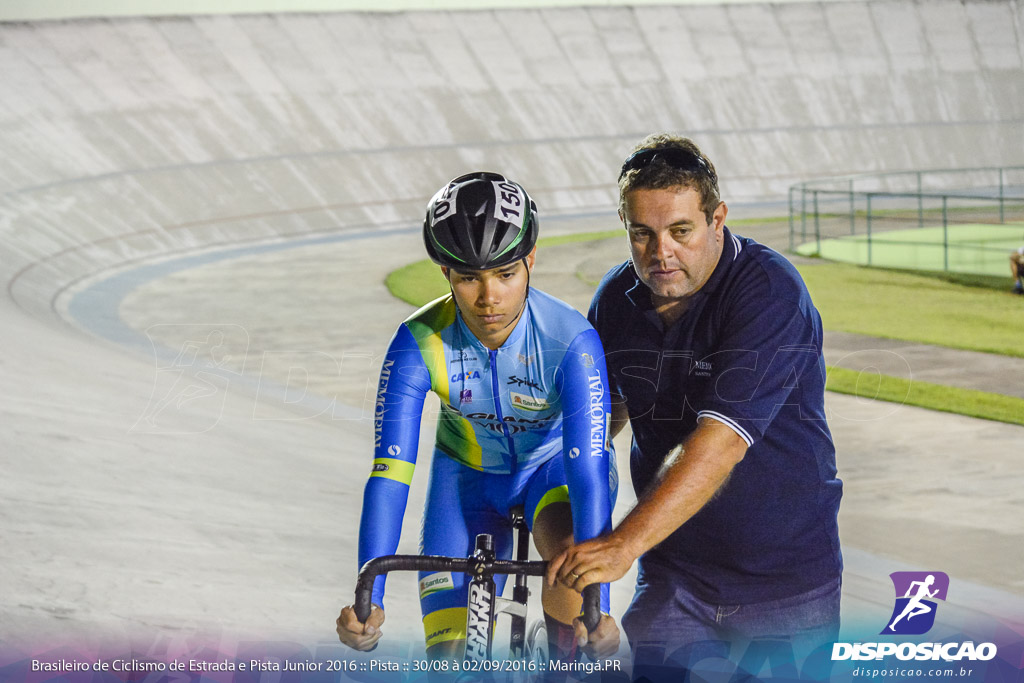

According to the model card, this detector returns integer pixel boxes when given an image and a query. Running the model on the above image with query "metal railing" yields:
[788,167,1024,274]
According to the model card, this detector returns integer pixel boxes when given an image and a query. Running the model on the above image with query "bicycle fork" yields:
[465,535,498,660]
[465,514,531,663]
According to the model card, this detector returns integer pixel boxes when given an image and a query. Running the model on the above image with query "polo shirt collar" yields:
[624,225,740,310]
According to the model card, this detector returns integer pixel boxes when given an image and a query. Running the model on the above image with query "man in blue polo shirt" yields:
[548,134,842,673]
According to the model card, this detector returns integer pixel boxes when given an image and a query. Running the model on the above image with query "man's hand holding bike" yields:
[336,604,385,651]
[546,532,638,590]
[546,537,629,659]
[573,613,620,659]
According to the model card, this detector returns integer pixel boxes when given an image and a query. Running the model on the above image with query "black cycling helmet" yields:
[423,172,539,270]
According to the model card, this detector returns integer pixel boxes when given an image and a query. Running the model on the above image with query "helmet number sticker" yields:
[492,180,525,225]
[430,185,459,226]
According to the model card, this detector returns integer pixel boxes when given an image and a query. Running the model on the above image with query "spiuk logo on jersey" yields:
[507,375,541,390]
[882,571,949,635]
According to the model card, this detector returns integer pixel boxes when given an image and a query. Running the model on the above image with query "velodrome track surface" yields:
[2,1,1024,658]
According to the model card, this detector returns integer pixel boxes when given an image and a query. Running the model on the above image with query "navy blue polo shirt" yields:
[589,227,842,604]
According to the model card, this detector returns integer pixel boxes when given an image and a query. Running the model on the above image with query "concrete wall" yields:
[0,0,852,22]
[2,1,1022,323]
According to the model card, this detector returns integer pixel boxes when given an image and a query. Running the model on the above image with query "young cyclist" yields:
[336,172,620,665]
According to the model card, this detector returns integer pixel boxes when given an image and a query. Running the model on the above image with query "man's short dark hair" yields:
[618,134,721,224]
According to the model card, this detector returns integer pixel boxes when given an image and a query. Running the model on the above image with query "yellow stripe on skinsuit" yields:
[423,607,467,648]
[437,407,484,470]
[405,295,455,406]
[532,485,570,528]
[369,458,415,485]
[406,294,483,469]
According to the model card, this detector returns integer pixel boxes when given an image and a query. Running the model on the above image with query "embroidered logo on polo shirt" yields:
[692,359,713,377]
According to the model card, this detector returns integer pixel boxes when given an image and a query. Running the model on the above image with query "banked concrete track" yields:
[2,1,1023,660]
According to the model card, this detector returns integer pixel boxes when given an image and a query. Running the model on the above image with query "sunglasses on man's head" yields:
[618,147,717,185]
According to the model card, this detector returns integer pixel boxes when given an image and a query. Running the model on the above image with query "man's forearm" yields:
[609,418,747,559]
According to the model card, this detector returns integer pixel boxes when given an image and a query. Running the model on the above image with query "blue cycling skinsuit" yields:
[357,288,616,650]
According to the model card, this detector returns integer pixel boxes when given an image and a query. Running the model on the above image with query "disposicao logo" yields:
[883,571,948,635]
[832,571,997,663]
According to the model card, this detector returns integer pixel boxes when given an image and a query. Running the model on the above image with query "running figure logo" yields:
[882,571,949,635]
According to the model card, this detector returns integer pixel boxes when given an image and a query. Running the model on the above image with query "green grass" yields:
[882,269,1010,291]
[825,366,1024,427]
[384,259,447,309]
[384,221,1024,427]
[389,233,1023,360]
[796,263,1024,358]
[794,222,1024,277]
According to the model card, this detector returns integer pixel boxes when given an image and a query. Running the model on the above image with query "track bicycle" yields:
[354,505,601,672]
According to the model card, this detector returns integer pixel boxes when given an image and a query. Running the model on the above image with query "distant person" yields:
[548,134,843,672]
[1011,243,1024,294]
[335,172,619,671]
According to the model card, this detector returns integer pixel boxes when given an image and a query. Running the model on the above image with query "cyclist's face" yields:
[444,248,535,350]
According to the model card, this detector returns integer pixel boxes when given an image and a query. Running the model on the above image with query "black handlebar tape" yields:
[354,555,472,622]
[486,559,548,577]
[581,583,601,633]
[353,555,601,633]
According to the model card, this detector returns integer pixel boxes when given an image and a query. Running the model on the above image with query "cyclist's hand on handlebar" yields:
[546,534,636,591]
[336,604,385,651]
[573,614,620,660]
